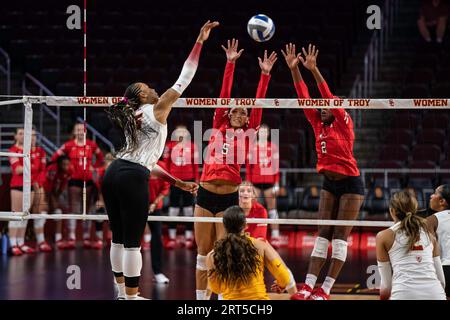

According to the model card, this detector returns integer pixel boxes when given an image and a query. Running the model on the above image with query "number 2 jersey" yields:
[294,80,359,176]
[201,61,270,185]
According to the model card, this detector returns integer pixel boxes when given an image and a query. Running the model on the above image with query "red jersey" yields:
[163,141,199,181]
[43,162,72,194]
[9,145,47,188]
[245,201,268,240]
[148,161,170,209]
[51,139,104,181]
[294,80,360,176]
[201,62,270,185]
[246,141,279,184]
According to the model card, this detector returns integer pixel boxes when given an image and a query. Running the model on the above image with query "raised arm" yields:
[282,43,319,124]
[248,50,277,129]
[213,39,243,128]
[300,44,347,121]
[153,20,219,124]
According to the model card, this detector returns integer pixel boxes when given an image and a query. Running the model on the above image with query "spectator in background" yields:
[51,123,104,249]
[8,128,48,255]
[418,0,449,44]
[43,155,72,249]
[246,124,281,247]
[163,125,199,249]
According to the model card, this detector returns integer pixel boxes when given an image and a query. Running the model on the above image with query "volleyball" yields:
[247,14,275,42]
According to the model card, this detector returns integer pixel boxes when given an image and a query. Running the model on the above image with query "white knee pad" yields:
[311,237,329,259]
[110,243,124,273]
[183,206,193,217]
[20,220,28,229]
[8,221,21,229]
[268,209,279,219]
[196,255,207,271]
[34,218,46,229]
[169,207,180,216]
[331,239,348,262]
[123,247,142,278]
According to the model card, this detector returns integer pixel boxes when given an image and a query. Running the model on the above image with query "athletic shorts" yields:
[169,184,195,207]
[253,183,274,191]
[196,186,239,215]
[68,179,95,188]
[322,175,364,198]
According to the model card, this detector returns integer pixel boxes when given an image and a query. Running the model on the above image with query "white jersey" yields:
[117,104,167,171]
[388,222,446,300]
[435,210,450,265]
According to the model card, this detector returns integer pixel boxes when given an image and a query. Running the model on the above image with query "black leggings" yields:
[102,159,150,248]
[148,210,163,274]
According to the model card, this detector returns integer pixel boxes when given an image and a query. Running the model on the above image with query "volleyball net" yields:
[0,95,449,228]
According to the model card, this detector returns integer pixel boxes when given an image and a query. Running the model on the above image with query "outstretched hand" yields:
[176,180,199,196]
[298,44,319,71]
[281,43,300,70]
[221,38,244,63]
[196,20,220,44]
[258,50,278,75]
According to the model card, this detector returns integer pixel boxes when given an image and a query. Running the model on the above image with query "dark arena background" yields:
[0,0,449,308]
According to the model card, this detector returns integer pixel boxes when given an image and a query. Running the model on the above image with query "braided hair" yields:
[106,83,143,155]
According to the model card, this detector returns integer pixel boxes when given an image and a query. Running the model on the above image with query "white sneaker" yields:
[153,273,170,284]
[126,293,150,300]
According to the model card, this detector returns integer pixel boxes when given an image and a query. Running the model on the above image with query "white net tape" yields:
[0,95,448,228]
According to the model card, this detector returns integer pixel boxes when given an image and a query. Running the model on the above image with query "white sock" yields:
[69,232,76,240]
[17,237,25,246]
[321,276,335,295]
[9,236,17,247]
[168,229,177,240]
[185,230,193,240]
[96,231,103,240]
[126,293,139,300]
[305,273,317,290]
[144,234,151,243]
[196,290,207,300]
[218,294,223,300]
[116,282,126,298]
[271,229,280,238]
[55,233,62,242]
[36,233,45,243]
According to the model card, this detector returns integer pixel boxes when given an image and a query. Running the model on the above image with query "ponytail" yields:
[390,190,430,252]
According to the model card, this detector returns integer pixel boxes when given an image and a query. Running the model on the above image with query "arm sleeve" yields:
[248,73,271,130]
[377,261,392,300]
[317,81,349,122]
[266,258,296,290]
[294,80,320,125]
[433,256,446,289]
[171,42,203,95]
[213,62,235,129]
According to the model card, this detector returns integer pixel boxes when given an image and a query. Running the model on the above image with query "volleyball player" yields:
[206,205,296,300]
[282,43,364,300]
[246,123,280,246]
[239,181,268,240]
[51,123,104,249]
[426,184,450,297]
[163,125,199,249]
[376,190,446,300]
[195,39,277,300]
[101,20,217,300]
[8,128,48,255]
[43,155,72,249]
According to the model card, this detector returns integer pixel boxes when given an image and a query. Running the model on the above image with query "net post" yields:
[22,98,33,216]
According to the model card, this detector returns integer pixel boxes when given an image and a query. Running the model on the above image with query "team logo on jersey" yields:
[416,256,422,263]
